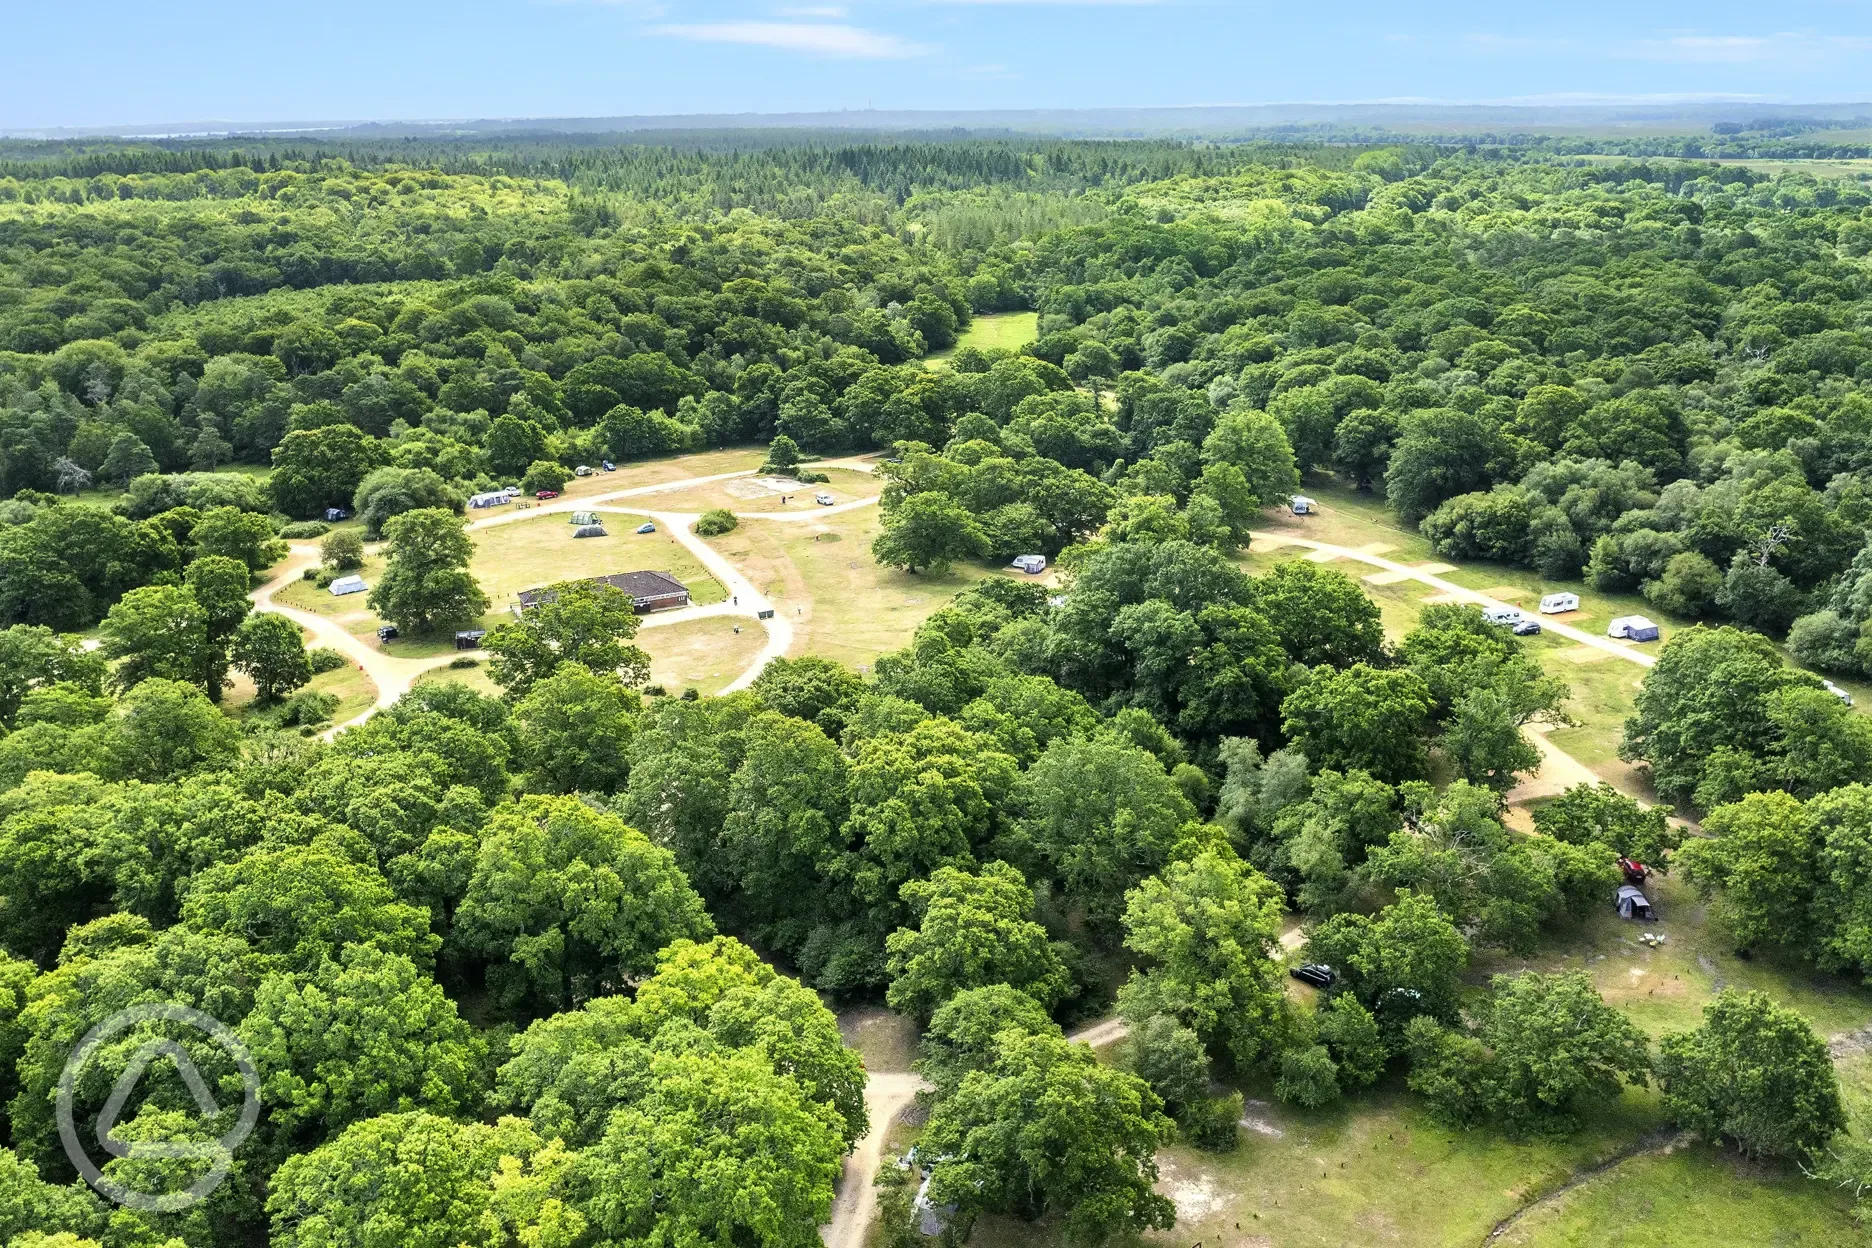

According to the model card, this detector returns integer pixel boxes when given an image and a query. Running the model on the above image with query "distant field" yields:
[470,513,725,611]
[924,311,1038,368]
[635,466,876,516]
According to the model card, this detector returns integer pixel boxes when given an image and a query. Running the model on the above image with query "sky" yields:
[5,0,1872,129]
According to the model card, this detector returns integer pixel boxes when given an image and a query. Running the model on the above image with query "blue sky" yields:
[5,0,1872,129]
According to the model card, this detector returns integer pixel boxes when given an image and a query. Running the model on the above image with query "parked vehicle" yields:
[636,522,656,534]
[815,492,835,505]
[1825,679,1856,707]
[601,461,616,472]
[1482,605,1524,626]
[1290,963,1335,989]
[1513,619,1542,636]
[377,625,399,642]
[575,465,593,477]
[1539,592,1579,614]
[535,489,559,500]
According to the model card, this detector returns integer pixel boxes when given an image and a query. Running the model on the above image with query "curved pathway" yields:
[250,460,881,732]
[1250,530,1658,669]
[820,1071,928,1248]
[249,545,460,738]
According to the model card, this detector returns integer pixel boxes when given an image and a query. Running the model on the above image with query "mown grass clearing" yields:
[639,615,765,696]
[923,311,1038,368]
[634,466,877,516]
[701,504,998,670]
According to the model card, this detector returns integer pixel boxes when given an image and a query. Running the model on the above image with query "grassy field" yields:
[469,514,726,611]
[639,616,766,696]
[630,466,878,516]
[924,311,1039,368]
[700,504,999,669]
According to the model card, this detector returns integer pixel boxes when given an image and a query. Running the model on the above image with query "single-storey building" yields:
[328,574,367,596]
[514,570,690,616]
[454,629,486,650]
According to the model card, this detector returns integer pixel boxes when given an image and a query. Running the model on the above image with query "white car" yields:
[814,492,835,505]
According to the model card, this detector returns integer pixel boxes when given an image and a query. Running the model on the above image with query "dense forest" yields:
[6,133,1872,1244]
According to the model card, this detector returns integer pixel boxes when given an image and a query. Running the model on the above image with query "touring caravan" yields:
[1481,605,1524,627]
[1539,592,1579,614]
[1011,555,1048,575]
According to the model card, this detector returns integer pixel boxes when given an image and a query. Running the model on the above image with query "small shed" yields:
[572,524,608,539]
[328,574,367,596]
[570,511,598,526]
[1290,495,1316,515]
[1539,592,1579,614]
[1011,554,1047,575]
[1608,615,1660,642]
[454,629,486,650]
[1615,885,1656,921]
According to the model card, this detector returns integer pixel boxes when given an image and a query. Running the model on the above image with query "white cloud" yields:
[1630,31,1872,62]
[651,20,932,57]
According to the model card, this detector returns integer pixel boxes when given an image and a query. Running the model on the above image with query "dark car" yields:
[1512,619,1542,636]
[601,460,616,472]
[1290,963,1335,989]
[377,624,399,643]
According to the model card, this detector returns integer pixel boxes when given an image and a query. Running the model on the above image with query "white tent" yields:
[328,575,367,596]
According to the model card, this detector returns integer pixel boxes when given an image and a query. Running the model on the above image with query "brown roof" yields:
[516,571,689,609]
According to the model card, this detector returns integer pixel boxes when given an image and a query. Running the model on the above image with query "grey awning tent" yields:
[572,524,608,538]
[1616,885,1655,920]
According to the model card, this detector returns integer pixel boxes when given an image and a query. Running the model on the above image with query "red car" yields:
[535,489,559,500]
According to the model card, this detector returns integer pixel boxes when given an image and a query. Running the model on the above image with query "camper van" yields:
[1607,615,1660,642]
[1539,592,1579,614]
[1481,605,1524,627]
[1825,680,1856,707]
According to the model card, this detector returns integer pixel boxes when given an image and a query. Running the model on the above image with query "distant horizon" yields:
[11,98,1872,143]
[10,0,1872,134]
